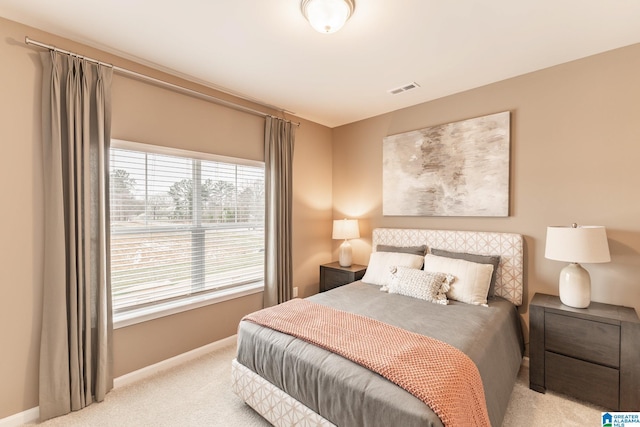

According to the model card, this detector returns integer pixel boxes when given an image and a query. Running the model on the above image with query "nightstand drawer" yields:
[323,269,351,291]
[545,312,620,367]
[546,351,619,409]
[319,262,367,292]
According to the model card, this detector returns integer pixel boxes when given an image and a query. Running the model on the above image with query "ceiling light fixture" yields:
[301,0,355,34]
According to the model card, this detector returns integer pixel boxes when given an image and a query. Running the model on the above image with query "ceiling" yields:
[2,0,640,128]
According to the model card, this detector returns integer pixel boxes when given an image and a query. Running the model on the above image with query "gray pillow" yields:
[430,248,500,297]
[377,244,427,257]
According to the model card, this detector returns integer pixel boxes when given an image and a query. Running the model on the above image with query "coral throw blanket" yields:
[243,299,490,427]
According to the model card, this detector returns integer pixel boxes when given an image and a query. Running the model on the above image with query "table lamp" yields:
[544,223,611,308]
[332,219,360,267]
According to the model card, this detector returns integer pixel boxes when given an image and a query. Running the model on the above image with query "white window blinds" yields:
[109,141,265,315]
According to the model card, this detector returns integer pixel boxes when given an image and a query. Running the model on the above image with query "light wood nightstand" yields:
[319,262,367,292]
[529,293,640,410]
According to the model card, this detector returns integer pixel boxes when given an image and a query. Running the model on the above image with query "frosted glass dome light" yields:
[301,0,355,34]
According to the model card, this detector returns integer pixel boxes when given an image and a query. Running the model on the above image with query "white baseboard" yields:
[0,407,39,427]
[114,334,237,388]
[0,335,237,427]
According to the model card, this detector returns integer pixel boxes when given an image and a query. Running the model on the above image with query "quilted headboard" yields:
[372,228,524,306]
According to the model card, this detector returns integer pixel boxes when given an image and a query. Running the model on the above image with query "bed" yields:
[232,228,525,426]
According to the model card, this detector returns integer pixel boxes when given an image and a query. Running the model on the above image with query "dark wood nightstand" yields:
[319,262,367,292]
[529,293,640,410]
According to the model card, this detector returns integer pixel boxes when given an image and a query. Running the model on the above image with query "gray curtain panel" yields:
[264,117,296,307]
[39,51,113,421]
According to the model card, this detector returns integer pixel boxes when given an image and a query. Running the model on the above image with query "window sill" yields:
[113,282,264,329]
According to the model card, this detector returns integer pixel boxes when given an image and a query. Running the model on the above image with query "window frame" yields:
[110,139,265,329]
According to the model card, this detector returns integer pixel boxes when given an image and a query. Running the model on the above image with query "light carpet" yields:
[24,343,606,426]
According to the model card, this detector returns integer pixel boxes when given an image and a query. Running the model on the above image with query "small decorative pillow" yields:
[423,254,494,305]
[361,251,424,288]
[388,266,453,305]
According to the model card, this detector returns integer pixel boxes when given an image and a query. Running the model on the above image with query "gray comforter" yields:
[236,281,524,426]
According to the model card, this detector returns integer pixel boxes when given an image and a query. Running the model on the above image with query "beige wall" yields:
[332,43,640,345]
[0,17,333,418]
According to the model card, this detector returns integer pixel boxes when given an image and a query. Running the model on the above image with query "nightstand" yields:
[319,262,367,292]
[529,293,640,410]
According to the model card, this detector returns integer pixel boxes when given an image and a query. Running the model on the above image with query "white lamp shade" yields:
[332,219,360,240]
[301,0,355,34]
[544,225,611,264]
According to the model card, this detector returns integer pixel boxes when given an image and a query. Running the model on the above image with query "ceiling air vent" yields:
[388,82,420,95]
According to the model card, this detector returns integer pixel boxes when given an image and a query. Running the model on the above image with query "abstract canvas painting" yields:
[383,111,510,216]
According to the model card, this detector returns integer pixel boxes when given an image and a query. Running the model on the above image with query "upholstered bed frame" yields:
[371,228,524,306]
[231,228,524,426]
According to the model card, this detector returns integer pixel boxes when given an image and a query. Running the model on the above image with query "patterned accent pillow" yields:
[387,266,454,305]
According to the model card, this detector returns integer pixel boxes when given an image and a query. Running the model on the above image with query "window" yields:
[109,140,265,324]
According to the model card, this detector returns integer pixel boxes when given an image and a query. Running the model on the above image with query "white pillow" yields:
[361,252,424,287]
[388,266,453,305]
[423,254,494,305]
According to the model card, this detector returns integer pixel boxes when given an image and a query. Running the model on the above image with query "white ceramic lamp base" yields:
[558,263,591,308]
[338,240,352,267]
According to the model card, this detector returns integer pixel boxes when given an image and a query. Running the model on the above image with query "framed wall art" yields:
[383,111,510,217]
